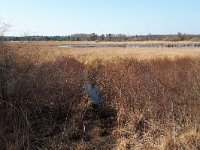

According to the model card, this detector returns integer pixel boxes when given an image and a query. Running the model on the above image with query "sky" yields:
[0,0,200,36]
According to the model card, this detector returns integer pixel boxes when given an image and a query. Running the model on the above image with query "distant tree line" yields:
[3,33,200,41]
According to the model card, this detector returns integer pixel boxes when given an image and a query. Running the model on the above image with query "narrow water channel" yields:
[58,44,200,49]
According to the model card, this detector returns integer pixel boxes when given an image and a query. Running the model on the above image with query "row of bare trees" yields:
[3,33,200,42]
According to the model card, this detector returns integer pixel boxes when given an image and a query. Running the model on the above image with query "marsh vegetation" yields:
[0,40,200,149]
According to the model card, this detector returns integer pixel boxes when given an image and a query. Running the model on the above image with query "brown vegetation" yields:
[95,57,200,149]
[9,41,200,64]
[0,41,200,149]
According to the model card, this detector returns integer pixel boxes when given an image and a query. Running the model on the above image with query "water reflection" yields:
[58,44,200,49]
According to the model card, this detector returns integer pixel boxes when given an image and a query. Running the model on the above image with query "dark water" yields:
[85,84,102,105]
[58,44,200,49]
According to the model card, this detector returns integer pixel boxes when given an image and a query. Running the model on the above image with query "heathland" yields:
[0,41,200,149]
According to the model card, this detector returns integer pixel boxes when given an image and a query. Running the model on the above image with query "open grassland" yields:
[9,41,200,64]
[1,41,200,149]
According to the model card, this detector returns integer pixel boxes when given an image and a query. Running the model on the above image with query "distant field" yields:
[9,41,200,64]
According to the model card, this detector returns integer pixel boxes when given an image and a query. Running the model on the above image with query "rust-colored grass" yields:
[1,41,200,149]
[94,57,200,149]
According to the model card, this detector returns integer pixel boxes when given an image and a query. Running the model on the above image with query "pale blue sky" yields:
[1,0,200,36]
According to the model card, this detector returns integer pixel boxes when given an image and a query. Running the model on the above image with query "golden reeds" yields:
[1,41,200,149]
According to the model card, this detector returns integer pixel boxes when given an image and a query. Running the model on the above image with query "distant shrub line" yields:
[3,32,200,41]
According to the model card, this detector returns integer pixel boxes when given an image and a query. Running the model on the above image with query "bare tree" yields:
[0,22,10,101]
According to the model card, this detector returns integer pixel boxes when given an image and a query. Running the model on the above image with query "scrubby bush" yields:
[0,41,86,149]
[95,58,200,149]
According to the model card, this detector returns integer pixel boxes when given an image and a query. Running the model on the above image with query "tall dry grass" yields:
[0,41,200,149]
[8,41,200,64]
[0,42,87,149]
[94,57,200,149]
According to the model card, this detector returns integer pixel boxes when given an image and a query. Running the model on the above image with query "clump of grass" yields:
[95,57,200,149]
[0,44,86,149]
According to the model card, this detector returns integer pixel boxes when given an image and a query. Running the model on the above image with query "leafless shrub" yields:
[95,57,200,149]
[0,25,86,148]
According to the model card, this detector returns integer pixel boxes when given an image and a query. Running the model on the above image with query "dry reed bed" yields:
[88,57,200,149]
[0,48,86,149]
[54,41,200,47]
[1,43,200,149]
[9,42,200,64]
[60,47,200,63]
[16,41,200,47]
